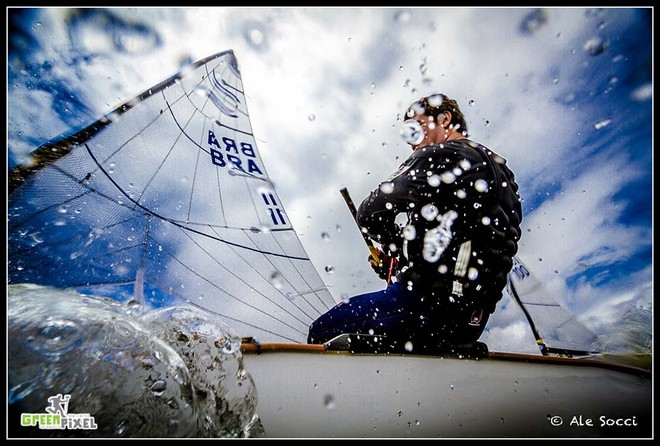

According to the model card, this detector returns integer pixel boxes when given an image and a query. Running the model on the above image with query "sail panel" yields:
[8,50,334,343]
[508,256,600,353]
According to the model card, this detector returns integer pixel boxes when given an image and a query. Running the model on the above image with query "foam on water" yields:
[8,284,264,438]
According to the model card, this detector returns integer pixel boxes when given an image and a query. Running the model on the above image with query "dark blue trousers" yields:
[307,282,489,353]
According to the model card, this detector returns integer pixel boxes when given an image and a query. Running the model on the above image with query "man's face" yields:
[402,112,447,150]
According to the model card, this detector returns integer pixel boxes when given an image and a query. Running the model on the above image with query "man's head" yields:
[401,94,469,150]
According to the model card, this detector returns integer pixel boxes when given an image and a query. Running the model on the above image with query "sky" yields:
[6,7,653,354]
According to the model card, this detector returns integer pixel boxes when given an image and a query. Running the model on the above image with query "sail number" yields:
[511,257,530,281]
[262,192,286,226]
[208,131,264,176]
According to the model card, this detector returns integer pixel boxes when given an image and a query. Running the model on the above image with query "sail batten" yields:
[8,50,335,343]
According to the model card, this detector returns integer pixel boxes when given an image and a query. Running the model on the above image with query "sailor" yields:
[308,94,523,355]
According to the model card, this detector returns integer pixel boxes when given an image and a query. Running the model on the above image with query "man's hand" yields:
[368,248,398,282]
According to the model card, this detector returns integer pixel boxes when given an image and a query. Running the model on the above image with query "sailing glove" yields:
[368,248,398,281]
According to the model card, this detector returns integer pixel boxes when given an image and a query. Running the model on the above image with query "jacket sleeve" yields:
[356,155,430,254]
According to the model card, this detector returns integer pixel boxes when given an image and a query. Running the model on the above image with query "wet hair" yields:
[404,93,469,136]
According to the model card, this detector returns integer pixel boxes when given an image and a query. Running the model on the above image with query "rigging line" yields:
[156,233,309,337]
[180,226,314,327]
[518,302,562,308]
[507,276,549,356]
[84,143,309,260]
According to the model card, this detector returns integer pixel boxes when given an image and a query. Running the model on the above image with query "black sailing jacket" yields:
[357,139,522,313]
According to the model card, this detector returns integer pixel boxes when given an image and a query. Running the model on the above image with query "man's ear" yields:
[440,111,452,128]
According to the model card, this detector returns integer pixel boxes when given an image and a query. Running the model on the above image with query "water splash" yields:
[8,284,263,438]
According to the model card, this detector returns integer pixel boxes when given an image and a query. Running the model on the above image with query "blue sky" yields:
[7,7,652,353]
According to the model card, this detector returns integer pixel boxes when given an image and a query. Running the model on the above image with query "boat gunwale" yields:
[240,342,651,379]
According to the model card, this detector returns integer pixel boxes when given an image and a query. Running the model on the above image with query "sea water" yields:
[8,284,264,438]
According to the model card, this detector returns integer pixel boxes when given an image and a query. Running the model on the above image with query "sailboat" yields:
[7,50,652,438]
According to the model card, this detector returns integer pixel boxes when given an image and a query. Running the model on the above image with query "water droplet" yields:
[449,384,454,390]
[308,114,316,121]
[403,225,416,240]
[325,265,335,274]
[247,28,264,46]
[458,159,472,170]
[401,119,424,145]
[141,358,155,369]
[441,171,456,184]
[420,204,439,221]
[427,174,441,187]
[379,182,395,194]
[469,99,475,106]
[394,9,412,23]
[593,119,611,130]
[321,232,330,241]
[583,36,608,56]
[270,271,283,289]
[150,380,167,396]
[474,179,489,192]
[481,216,491,225]
[324,394,336,411]
[30,233,44,244]
[216,336,240,354]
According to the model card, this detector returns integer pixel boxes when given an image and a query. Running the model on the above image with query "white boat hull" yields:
[241,344,651,438]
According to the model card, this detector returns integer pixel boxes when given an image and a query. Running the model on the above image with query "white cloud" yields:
[8,7,651,353]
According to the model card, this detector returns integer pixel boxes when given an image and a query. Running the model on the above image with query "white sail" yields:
[508,255,600,355]
[8,50,336,343]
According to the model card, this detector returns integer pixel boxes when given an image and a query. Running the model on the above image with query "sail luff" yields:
[8,50,336,343]
[8,50,237,195]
